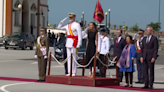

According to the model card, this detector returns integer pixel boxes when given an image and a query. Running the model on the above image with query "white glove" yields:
[133,33,138,40]
[76,45,80,49]
[61,17,68,23]
[44,56,48,59]
[34,55,37,58]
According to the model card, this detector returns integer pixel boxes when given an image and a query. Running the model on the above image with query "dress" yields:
[85,31,97,67]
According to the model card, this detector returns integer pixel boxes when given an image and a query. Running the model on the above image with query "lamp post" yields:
[82,12,84,21]
[108,9,110,26]
[81,16,83,22]
[105,12,108,29]
[36,8,44,15]
[13,4,22,12]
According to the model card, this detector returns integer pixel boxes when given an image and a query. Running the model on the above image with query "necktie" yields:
[146,36,149,43]
[116,38,119,46]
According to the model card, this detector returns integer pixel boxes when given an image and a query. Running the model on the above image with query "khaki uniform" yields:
[35,36,49,80]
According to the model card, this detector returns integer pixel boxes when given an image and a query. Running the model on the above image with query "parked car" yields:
[0,34,10,46]
[4,32,35,50]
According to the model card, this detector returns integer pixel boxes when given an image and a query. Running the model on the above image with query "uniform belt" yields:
[67,35,78,48]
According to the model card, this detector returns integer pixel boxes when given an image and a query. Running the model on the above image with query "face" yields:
[146,27,152,35]
[101,31,105,35]
[138,33,144,38]
[57,33,60,36]
[40,31,45,35]
[69,16,75,22]
[89,23,95,30]
[117,30,122,37]
[126,36,131,44]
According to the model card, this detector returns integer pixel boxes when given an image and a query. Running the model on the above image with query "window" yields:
[31,14,35,26]
[15,11,19,25]
[43,16,45,27]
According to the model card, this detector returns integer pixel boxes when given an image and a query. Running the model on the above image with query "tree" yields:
[147,22,161,31]
[130,23,139,31]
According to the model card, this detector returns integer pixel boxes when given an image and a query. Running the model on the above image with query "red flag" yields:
[93,0,104,23]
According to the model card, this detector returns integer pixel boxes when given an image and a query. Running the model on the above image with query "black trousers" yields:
[98,54,105,77]
[125,72,133,84]
[144,58,155,87]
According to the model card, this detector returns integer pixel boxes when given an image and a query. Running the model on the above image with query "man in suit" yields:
[62,40,68,75]
[141,26,158,89]
[35,27,49,81]
[135,29,145,84]
[56,33,64,46]
[113,30,126,82]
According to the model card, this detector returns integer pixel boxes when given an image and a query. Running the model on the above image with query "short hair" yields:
[147,26,153,31]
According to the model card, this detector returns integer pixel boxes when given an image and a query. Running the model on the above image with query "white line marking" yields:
[0,82,33,92]
[52,65,64,68]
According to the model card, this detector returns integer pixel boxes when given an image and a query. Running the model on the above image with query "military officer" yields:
[35,27,49,81]
[58,13,82,76]
[135,29,145,84]
[97,28,110,77]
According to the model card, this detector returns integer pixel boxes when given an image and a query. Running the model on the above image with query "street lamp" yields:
[81,16,83,22]
[13,4,22,12]
[108,9,111,27]
[158,0,161,40]
[105,12,108,29]
[82,12,84,21]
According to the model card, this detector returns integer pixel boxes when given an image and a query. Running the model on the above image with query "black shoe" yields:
[141,86,149,89]
[149,86,153,90]
[140,82,144,84]
[40,79,45,82]
[37,79,41,81]
[124,85,129,87]
[135,81,141,84]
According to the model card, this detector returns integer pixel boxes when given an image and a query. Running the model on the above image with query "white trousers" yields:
[67,47,77,74]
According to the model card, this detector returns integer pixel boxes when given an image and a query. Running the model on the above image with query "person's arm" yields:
[35,37,38,55]
[105,37,110,54]
[131,44,136,60]
[113,39,116,58]
[57,17,68,30]
[46,37,49,57]
[96,33,98,54]
[82,27,89,39]
[76,24,82,48]
[140,38,144,58]
[153,37,159,60]
[86,38,89,51]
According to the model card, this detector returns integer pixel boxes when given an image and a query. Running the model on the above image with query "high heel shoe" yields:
[129,84,133,88]
[124,84,129,87]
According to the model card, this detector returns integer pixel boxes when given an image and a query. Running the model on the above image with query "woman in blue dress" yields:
[117,35,136,88]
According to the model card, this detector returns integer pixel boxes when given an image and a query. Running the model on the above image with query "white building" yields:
[0,0,49,39]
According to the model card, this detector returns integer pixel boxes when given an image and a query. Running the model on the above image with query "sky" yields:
[48,0,164,31]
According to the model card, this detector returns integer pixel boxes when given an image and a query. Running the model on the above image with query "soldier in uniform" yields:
[135,29,145,84]
[58,13,82,76]
[35,27,49,81]
[97,29,110,77]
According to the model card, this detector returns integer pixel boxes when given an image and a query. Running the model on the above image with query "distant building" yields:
[0,0,49,39]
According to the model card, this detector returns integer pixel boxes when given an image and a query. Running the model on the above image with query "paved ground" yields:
[0,47,164,92]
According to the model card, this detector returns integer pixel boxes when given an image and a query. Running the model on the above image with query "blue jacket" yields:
[119,44,136,72]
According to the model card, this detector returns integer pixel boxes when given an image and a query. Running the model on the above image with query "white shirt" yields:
[58,20,82,48]
[57,36,60,42]
[146,35,152,42]
[98,33,110,55]
[117,36,122,43]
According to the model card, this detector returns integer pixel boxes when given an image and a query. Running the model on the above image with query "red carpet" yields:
[0,76,163,92]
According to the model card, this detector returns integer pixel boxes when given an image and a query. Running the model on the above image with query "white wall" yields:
[0,0,6,37]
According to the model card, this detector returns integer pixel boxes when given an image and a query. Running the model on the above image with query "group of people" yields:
[34,12,158,90]
[115,27,158,89]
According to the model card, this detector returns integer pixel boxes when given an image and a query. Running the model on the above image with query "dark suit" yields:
[56,36,64,46]
[113,37,126,81]
[141,35,158,87]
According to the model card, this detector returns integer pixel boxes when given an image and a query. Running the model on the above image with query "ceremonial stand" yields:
[46,52,120,87]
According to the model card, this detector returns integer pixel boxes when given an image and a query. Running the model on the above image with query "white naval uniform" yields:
[58,18,82,74]
[98,33,110,55]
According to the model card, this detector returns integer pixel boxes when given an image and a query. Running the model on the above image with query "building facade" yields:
[0,0,49,39]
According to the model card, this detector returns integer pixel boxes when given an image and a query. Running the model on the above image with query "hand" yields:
[61,17,68,23]
[96,50,99,54]
[140,57,143,63]
[131,57,134,61]
[151,58,155,63]
[44,56,48,59]
[34,55,37,58]
[76,45,80,49]
[62,55,64,59]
